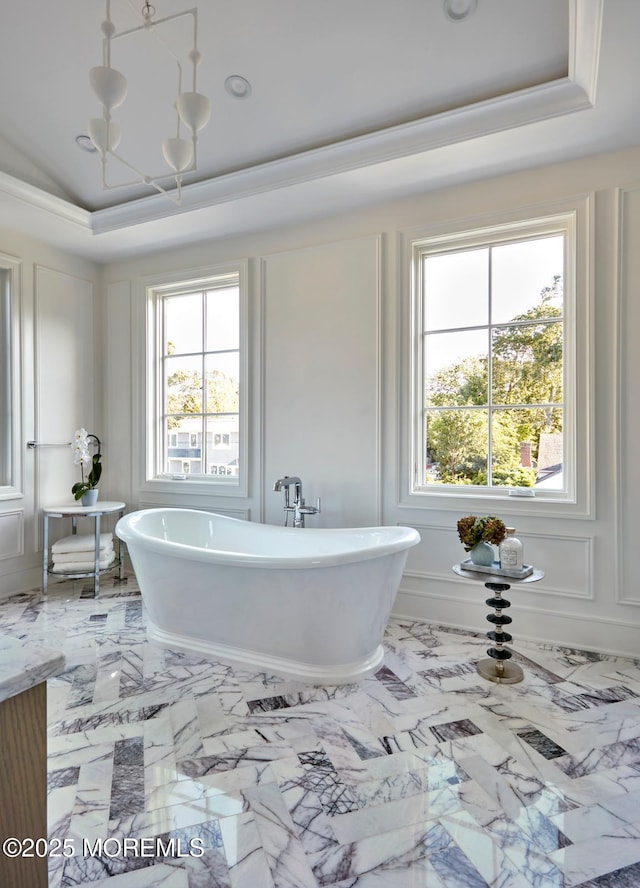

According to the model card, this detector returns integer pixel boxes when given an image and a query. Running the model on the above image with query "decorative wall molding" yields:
[403,523,594,601]
[373,234,383,527]
[0,251,23,503]
[615,185,640,605]
[134,260,250,502]
[33,265,95,551]
[396,192,595,519]
[0,510,24,560]
[258,258,267,525]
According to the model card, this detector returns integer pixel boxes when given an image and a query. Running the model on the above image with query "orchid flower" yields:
[71,428,92,467]
[70,430,103,500]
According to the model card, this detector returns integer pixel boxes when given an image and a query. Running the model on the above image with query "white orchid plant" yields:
[70,428,102,500]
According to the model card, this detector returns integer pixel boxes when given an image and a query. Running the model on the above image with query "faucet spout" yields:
[273,476,302,499]
[273,475,302,493]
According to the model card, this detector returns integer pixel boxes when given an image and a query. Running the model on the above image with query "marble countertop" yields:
[0,634,65,703]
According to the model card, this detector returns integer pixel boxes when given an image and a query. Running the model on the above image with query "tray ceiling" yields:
[0,0,638,260]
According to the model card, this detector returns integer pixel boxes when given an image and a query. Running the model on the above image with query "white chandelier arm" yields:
[89,1,209,203]
[101,149,183,204]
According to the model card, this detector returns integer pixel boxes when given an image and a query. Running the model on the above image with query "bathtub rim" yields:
[116,508,420,569]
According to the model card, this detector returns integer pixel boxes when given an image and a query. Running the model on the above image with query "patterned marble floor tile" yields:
[2,576,640,886]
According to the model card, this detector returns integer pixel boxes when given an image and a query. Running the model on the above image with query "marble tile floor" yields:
[2,574,640,887]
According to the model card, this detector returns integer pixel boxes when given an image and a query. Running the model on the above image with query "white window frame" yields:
[401,198,593,519]
[142,261,248,498]
[0,253,23,501]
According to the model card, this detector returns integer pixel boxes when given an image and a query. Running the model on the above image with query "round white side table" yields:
[453,563,544,684]
[42,501,126,596]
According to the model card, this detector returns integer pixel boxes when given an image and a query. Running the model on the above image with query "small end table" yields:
[42,501,126,596]
[452,562,544,684]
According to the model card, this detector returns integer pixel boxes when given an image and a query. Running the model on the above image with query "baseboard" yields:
[0,566,41,600]
[393,587,640,660]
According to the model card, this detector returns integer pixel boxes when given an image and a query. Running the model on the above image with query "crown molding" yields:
[0,78,594,241]
[569,0,604,102]
[0,4,603,255]
[0,171,90,231]
[90,76,593,235]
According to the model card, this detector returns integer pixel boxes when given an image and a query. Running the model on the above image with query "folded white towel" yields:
[51,552,116,573]
[51,533,113,554]
[53,545,114,565]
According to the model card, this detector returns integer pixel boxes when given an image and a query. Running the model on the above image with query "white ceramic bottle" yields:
[499,527,523,570]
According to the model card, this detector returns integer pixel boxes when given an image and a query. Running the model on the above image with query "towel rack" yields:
[26,440,71,449]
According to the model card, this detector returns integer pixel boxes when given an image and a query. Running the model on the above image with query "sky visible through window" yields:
[424,236,564,375]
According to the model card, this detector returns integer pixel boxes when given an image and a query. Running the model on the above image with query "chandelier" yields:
[88,0,211,203]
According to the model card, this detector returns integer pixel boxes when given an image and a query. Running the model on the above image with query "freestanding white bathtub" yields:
[116,509,420,684]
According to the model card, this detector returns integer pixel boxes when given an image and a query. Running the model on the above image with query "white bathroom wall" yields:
[99,146,640,657]
[35,266,95,510]
[3,144,640,655]
[261,237,381,527]
[0,226,98,595]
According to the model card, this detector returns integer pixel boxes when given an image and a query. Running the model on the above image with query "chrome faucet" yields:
[273,476,321,527]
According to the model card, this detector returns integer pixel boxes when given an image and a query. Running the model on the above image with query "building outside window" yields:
[410,211,580,501]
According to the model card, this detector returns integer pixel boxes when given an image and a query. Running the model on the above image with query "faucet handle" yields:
[299,497,321,516]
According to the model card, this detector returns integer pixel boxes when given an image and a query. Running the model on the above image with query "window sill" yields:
[400,486,592,520]
[142,476,246,498]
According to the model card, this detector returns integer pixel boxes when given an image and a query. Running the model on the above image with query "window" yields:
[409,211,583,503]
[146,264,247,489]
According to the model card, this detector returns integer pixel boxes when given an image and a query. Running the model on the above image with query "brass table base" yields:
[477,657,524,684]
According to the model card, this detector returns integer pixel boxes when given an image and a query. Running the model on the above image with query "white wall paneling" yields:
[104,280,132,507]
[0,511,23,560]
[0,229,98,597]
[34,266,94,513]
[0,252,23,502]
[617,186,640,605]
[261,235,381,528]
[402,525,593,599]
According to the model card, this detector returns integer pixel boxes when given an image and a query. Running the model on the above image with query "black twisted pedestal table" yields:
[452,563,544,684]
